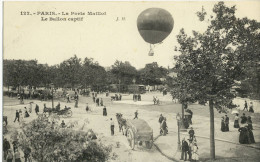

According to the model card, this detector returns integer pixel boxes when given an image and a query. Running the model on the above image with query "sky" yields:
[3,1,260,69]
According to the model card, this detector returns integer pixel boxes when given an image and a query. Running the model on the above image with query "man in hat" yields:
[86,103,89,112]
[158,114,164,124]
[189,127,195,142]
[180,137,189,161]
[161,117,168,135]
[14,110,20,123]
[243,101,248,111]
[134,110,138,119]
[35,104,39,115]
[110,118,115,136]
[103,106,107,116]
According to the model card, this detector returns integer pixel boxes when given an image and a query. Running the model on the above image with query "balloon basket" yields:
[148,45,154,56]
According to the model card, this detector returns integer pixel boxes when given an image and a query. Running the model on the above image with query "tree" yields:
[139,62,168,85]
[59,55,83,88]
[18,116,116,162]
[111,60,138,85]
[172,2,260,159]
[81,57,108,91]
[3,59,43,89]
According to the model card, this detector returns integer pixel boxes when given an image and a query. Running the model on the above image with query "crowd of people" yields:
[13,107,31,123]
[238,113,255,144]
[180,128,198,162]
[92,95,104,107]
[220,112,255,145]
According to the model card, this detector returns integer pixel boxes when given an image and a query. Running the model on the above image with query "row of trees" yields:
[3,56,168,91]
[170,2,260,159]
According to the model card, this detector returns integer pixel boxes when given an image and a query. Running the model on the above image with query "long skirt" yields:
[192,153,199,160]
[248,130,255,144]
[234,120,240,128]
[225,124,229,131]
[221,122,225,132]
[239,130,249,144]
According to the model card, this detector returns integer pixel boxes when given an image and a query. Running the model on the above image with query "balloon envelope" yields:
[137,8,174,44]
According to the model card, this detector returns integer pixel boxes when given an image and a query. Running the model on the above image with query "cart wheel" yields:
[145,140,153,149]
[127,129,135,150]
[66,110,73,117]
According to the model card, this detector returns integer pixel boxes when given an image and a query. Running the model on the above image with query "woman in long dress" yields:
[221,117,225,132]
[247,125,255,144]
[247,116,253,130]
[192,143,199,162]
[234,114,240,128]
[19,109,23,122]
[238,125,249,144]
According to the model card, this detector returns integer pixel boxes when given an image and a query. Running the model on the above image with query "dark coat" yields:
[161,120,167,129]
[103,108,107,116]
[35,105,39,112]
[221,119,225,132]
[225,117,229,124]
[3,139,10,151]
[189,130,195,136]
[181,140,189,151]
[159,116,164,124]
[241,116,247,124]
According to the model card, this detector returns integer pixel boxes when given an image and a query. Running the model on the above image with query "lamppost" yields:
[50,83,54,109]
[118,79,121,93]
[176,113,181,151]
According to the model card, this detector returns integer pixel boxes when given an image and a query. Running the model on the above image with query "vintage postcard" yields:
[2,1,260,162]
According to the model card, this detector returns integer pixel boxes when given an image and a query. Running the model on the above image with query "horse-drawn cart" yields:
[43,107,72,118]
[125,119,153,150]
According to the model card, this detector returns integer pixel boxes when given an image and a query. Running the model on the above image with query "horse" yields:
[116,113,127,135]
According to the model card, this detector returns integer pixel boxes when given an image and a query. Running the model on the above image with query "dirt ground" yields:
[3,92,260,162]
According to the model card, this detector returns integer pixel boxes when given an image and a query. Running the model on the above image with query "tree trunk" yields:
[209,99,215,159]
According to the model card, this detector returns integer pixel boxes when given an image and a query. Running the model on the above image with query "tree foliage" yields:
[18,116,115,162]
[110,60,138,85]
[139,62,168,85]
